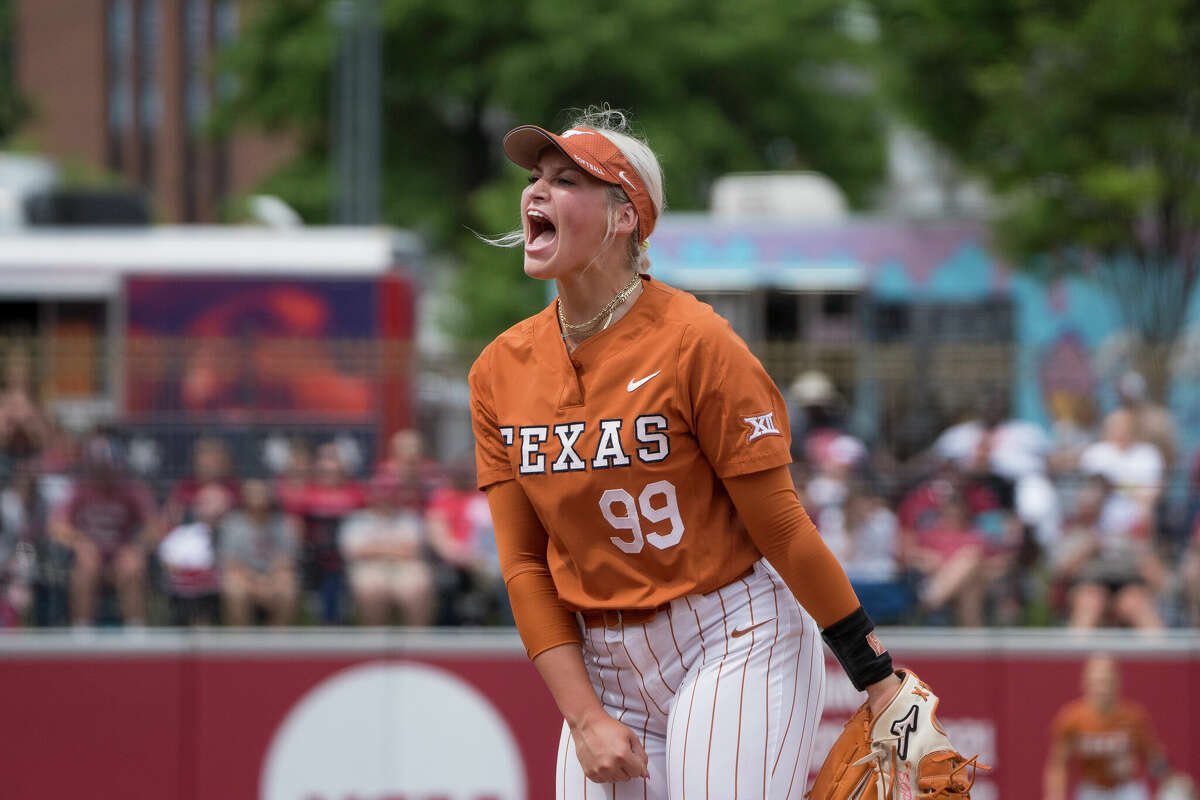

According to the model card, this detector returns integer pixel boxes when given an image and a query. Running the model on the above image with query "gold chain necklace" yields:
[557,272,641,335]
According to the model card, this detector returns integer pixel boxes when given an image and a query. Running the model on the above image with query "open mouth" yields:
[526,208,557,250]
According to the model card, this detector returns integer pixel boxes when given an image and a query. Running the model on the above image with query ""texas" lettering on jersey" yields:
[500,415,670,475]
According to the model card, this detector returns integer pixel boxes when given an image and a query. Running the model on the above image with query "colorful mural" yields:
[125,277,381,422]
[647,217,1200,468]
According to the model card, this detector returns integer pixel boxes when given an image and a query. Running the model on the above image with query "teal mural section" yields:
[648,216,1200,466]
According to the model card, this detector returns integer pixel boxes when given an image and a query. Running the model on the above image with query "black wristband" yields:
[820,606,893,692]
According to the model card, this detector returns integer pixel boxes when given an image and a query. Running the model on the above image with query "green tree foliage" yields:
[875,0,1200,350]
[217,0,886,346]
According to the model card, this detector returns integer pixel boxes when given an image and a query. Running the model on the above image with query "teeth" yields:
[528,209,548,220]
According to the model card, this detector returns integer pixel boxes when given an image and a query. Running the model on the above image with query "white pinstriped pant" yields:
[1077,782,1150,800]
[557,558,825,800]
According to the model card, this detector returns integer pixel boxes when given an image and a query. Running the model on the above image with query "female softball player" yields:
[470,108,903,799]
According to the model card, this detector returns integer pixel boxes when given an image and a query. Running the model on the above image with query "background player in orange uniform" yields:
[470,108,930,798]
[1044,655,1170,800]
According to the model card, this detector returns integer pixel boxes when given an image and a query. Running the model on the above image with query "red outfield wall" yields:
[0,629,1196,800]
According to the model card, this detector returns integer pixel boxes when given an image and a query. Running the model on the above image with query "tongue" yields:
[531,228,556,248]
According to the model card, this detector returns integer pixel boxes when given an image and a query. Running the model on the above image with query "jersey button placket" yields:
[556,343,584,408]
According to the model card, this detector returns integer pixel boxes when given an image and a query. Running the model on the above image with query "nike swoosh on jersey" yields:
[626,371,661,392]
[731,618,776,638]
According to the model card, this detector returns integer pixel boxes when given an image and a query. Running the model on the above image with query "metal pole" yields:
[358,0,380,224]
[331,0,379,224]
[331,0,351,223]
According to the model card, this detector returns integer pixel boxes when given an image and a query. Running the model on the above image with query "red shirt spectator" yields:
[291,443,362,587]
[168,478,240,518]
[377,429,445,496]
[916,501,991,560]
[897,467,1002,533]
[59,476,155,559]
[428,484,493,570]
[50,434,156,626]
[274,438,313,517]
[299,480,369,574]
[426,461,508,626]
[164,437,240,531]
[293,443,366,623]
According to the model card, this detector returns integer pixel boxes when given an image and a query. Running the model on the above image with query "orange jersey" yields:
[469,276,791,611]
[1050,698,1157,787]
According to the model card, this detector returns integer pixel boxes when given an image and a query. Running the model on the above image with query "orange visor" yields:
[503,125,658,243]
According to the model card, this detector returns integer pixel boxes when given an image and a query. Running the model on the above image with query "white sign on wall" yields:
[261,661,527,800]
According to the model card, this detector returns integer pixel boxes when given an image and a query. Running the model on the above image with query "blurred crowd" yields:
[2,353,1200,631]
[787,369,1200,631]
[0,352,510,628]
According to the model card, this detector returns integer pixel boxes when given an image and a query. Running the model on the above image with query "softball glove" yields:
[809,669,988,800]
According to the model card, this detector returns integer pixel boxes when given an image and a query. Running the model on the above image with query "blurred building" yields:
[645,214,1200,466]
[13,0,291,222]
[0,226,420,489]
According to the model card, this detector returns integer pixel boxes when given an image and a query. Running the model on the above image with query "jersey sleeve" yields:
[681,319,792,478]
[468,346,514,490]
[723,465,860,628]
[486,479,582,660]
[1049,702,1077,747]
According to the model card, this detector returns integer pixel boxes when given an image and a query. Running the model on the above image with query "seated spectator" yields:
[158,484,228,626]
[428,460,510,626]
[273,437,313,517]
[1079,409,1164,512]
[297,442,366,623]
[340,471,433,626]
[1054,473,1165,630]
[1181,518,1200,627]
[1188,449,1200,529]
[1111,370,1177,470]
[818,481,910,624]
[163,437,240,531]
[0,461,74,627]
[1046,391,1098,477]
[930,399,1061,550]
[908,493,1009,627]
[787,370,845,462]
[0,472,35,626]
[18,435,75,626]
[377,428,445,496]
[805,433,865,518]
[49,434,156,627]
[992,422,1060,550]
[31,417,79,514]
[959,418,1054,620]
[219,479,299,626]
[0,345,50,462]
[897,462,1003,534]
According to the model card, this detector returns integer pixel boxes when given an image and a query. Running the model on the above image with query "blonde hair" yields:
[480,106,666,273]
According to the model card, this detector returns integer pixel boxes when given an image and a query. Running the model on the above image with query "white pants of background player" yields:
[1077,781,1150,800]
[557,558,826,799]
